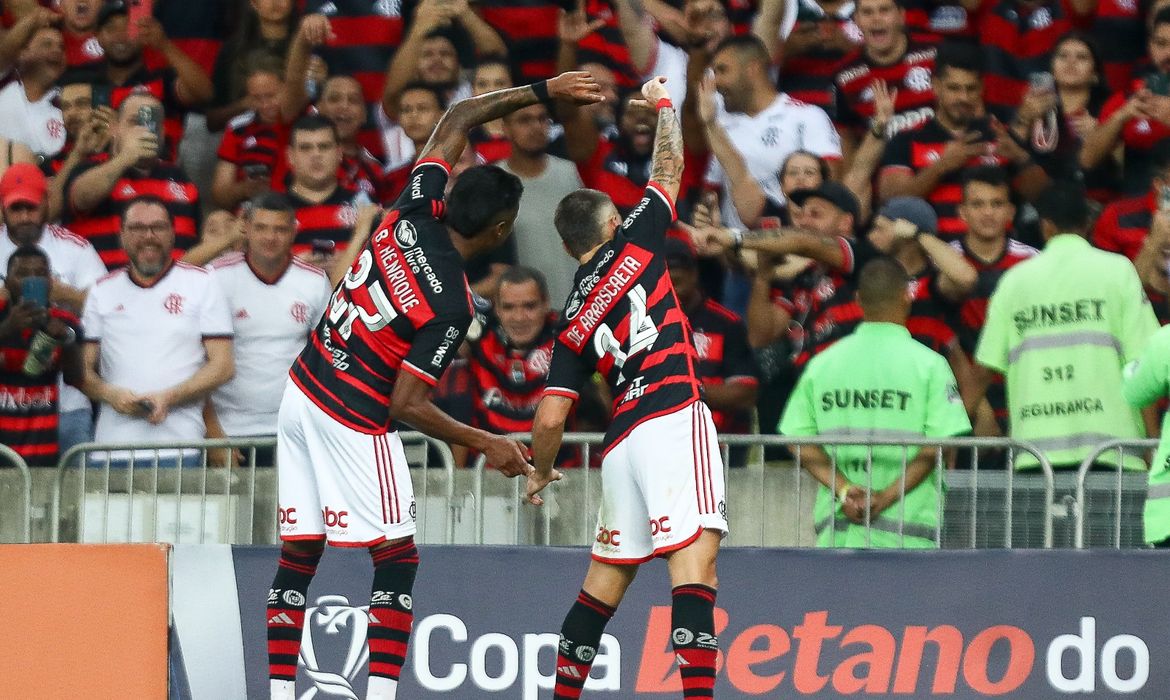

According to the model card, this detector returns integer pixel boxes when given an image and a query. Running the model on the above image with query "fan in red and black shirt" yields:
[0,247,83,466]
[64,2,214,163]
[979,0,1092,121]
[778,0,861,114]
[664,238,758,437]
[1092,140,1170,263]
[834,0,936,147]
[63,94,201,268]
[211,65,291,212]
[903,0,985,44]
[951,167,1037,430]
[878,41,1050,240]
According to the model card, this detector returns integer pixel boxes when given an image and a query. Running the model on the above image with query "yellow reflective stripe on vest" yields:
[1028,432,1130,453]
[1007,331,1122,364]
[814,514,938,542]
[1148,482,1170,500]
[817,428,927,441]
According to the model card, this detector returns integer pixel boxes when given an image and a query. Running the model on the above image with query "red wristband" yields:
[656,98,673,111]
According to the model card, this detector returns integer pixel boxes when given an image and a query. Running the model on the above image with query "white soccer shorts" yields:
[591,400,728,564]
[276,380,417,547]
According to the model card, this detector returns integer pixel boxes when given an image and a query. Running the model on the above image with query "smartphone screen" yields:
[21,277,49,309]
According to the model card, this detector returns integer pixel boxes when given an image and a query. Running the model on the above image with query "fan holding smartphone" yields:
[0,247,83,466]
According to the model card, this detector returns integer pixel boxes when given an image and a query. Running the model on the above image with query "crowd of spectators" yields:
[0,0,1168,507]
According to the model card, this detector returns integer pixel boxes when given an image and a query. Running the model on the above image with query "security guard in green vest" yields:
[780,257,972,548]
[1122,323,1170,546]
[976,181,1159,470]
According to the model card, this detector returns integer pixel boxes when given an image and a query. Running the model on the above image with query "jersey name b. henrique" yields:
[544,183,701,453]
[290,159,473,434]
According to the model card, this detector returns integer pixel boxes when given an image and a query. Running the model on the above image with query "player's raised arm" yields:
[417,71,605,166]
[634,76,684,202]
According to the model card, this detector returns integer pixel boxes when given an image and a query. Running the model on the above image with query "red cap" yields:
[0,163,47,209]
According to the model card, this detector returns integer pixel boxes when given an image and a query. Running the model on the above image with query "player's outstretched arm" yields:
[633,76,684,202]
[416,71,605,166]
[390,372,533,477]
[527,395,572,506]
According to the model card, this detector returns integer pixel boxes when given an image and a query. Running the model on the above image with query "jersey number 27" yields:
[593,284,659,384]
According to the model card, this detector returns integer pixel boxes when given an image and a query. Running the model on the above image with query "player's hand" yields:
[298,14,336,46]
[630,76,670,110]
[546,71,605,105]
[483,435,533,477]
[526,468,563,506]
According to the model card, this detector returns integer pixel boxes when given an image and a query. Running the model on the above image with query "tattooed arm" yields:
[636,77,685,201]
[693,217,851,270]
[416,71,604,166]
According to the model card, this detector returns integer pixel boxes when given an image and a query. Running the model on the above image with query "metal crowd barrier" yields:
[470,434,1059,549]
[49,433,457,545]
[1074,439,1158,549]
[0,444,32,543]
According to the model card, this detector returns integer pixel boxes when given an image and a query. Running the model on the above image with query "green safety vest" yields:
[1122,325,1170,544]
[976,235,1159,470]
[779,322,972,549]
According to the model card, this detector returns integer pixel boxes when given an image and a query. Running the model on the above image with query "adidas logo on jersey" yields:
[268,612,295,625]
[557,665,583,679]
[318,1,338,14]
[235,308,250,320]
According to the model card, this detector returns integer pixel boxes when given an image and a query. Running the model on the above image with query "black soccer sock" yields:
[671,584,719,699]
[368,539,420,681]
[554,589,616,700]
[267,544,323,681]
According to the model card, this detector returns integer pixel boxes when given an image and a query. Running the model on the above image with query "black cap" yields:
[788,181,860,223]
[663,237,697,269]
[97,0,129,29]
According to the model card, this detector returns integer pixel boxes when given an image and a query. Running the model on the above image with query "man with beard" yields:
[0,164,103,455]
[878,41,1049,239]
[0,6,66,156]
[498,103,584,308]
[79,195,235,461]
[65,0,213,161]
[65,92,201,268]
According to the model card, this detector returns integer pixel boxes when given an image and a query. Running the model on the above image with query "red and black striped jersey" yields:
[0,302,80,466]
[791,236,882,367]
[217,111,290,177]
[1090,0,1144,92]
[479,0,558,81]
[686,297,758,434]
[807,267,960,362]
[65,64,189,163]
[544,183,702,454]
[288,184,372,257]
[1100,80,1170,195]
[468,313,558,434]
[303,0,403,108]
[879,116,1018,240]
[904,0,984,43]
[779,7,861,114]
[470,127,511,164]
[1091,191,1152,262]
[979,0,1089,120]
[342,148,392,204]
[62,160,201,268]
[949,237,1037,355]
[577,135,708,215]
[576,0,640,88]
[290,159,474,433]
[834,43,936,135]
[62,30,104,70]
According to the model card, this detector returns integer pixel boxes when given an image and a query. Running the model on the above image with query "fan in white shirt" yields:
[207,194,331,443]
[0,9,66,156]
[704,36,842,230]
[80,197,234,464]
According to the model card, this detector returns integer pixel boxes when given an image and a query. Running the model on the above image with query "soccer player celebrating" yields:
[265,71,604,700]
[528,76,727,700]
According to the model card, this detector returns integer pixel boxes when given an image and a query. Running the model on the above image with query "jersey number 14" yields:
[593,284,659,384]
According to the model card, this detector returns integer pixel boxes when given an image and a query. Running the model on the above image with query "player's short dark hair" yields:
[857,256,910,309]
[713,35,770,66]
[121,195,174,228]
[1152,6,1170,30]
[961,165,1010,197]
[498,265,549,300]
[555,189,612,258]
[1035,180,1091,234]
[446,165,523,239]
[398,81,448,111]
[8,244,48,271]
[935,41,983,80]
[290,113,339,145]
[247,191,295,219]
